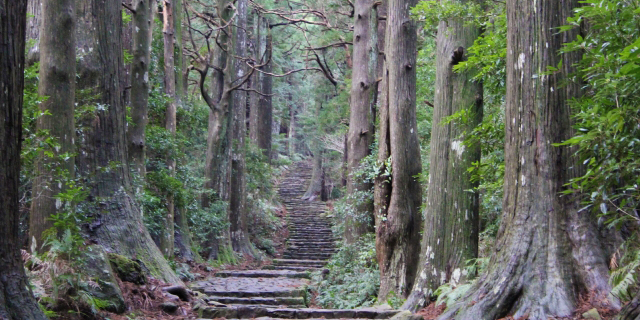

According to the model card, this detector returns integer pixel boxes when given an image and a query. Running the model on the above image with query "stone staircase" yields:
[191,161,401,320]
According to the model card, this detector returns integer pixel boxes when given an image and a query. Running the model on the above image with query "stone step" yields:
[215,270,310,279]
[285,246,335,252]
[273,259,327,267]
[283,253,334,260]
[205,296,306,307]
[195,306,402,319]
[190,277,309,298]
[268,266,322,272]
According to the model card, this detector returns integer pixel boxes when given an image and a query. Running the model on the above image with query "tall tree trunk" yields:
[202,0,232,209]
[438,1,613,319]
[288,92,296,157]
[303,147,324,200]
[228,0,254,257]
[345,0,379,244]
[128,0,155,180]
[29,0,76,252]
[174,0,185,102]
[75,0,180,285]
[0,1,48,318]
[26,0,41,65]
[249,16,273,160]
[402,1,482,311]
[162,0,177,258]
[374,0,422,302]
[201,0,234,261]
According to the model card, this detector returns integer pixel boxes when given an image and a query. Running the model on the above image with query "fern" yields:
[434,283,472,307]
[610,248,640,301]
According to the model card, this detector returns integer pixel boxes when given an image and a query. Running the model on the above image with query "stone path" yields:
[191,161,401,319]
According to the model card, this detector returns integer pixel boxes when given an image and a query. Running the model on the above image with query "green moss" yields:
[107,253,147,284]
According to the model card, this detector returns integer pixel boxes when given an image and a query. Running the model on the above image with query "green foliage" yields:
[312,234,380,309]
[610,239,640,301]
[411,0,486,36]
[558,0,640,229]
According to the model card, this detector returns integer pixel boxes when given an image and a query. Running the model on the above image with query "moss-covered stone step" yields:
[195,306,401,319]
[215,270,311,279]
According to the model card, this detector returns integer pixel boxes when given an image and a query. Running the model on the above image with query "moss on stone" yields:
[107,253,147,284]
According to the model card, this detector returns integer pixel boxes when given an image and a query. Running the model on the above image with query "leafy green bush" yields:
[311,234,379,309]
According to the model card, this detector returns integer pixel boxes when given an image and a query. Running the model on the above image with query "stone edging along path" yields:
[190,161,403,319]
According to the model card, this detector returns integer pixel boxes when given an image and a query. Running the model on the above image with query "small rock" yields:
[207,300,227,307]
[205,266,213,272]
[160,302,178,313]
[582,308,602,320]
[162,285,191,302]
[163,292,181,302]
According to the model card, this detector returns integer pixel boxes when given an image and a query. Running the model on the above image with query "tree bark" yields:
[373,0,423,302]
[128,0,155,180]
[249,16,273,160]
[26,0,41,65]
[75,0,181,285]
[202,0,233,210]
[438,1,613,319]
[29,0,76,252]
[345,0,379,244]
[402,1,482,311]
[162,0,177,258]
[0,1,48,318]
[288,93,296,157]
[228,0,254,257]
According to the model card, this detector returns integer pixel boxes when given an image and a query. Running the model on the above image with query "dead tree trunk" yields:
[29,0,76,251]
[438,1,613,319]
[75,0,180,285]
[0,1,48,317]
[345,0,379,244]
[402,0,483,311]
[374,0,423,302]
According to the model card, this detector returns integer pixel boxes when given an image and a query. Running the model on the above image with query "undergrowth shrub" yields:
[311,234,379,309]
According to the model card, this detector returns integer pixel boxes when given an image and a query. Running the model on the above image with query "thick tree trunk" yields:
[174,206,195,261]
[438,1,612,319]
[26,0,41,65]
[202,0,232,209]
[402,2,482,311]
[29,0,76,252]
[345,0,379,244]
[374,0,423,302]
[0,1,48,318]
[200,0,235,261]
[128,0,155,180]
[228,0,254,257]
[162,0,177,258]
[75,0,181,285]
[249,16,273,160]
